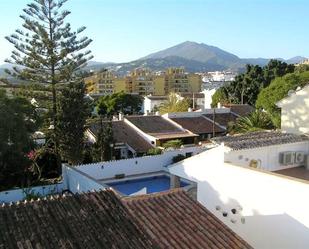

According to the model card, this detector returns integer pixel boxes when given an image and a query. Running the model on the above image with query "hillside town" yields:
[1,0,309,249]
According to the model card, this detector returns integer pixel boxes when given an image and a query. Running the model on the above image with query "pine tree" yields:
[93,120,114,162]
[56,82,90,165]
[5,0,93,152]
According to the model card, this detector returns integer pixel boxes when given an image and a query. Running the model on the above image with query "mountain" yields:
[0,42,307,77]
[285,56,307,64]
[142,41,243,70]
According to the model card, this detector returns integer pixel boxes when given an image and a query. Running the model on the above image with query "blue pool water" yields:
[107,175,189,195]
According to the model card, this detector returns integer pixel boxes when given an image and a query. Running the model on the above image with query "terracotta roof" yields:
[0,190,157,249]
[123,189,252,249]
[204,112,238,128]
[223,104,255,117]
[171,116,225,134]
[212,131,309,150]
[88,120,152,153]
[126,116,196,139]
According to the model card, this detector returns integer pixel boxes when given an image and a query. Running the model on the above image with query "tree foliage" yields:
[159,93,190,114]
[212,60,295,106]
[0,90,38,190]
[228,110,274,134]
[256,71,309,127]
[5,0,93,153]
[97,92,143,117]
[92,120,114,162]
[162,139,183,149]
[56,82,90,164]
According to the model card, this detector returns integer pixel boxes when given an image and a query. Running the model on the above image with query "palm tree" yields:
[229,110,274,134]
[159,93,190,114]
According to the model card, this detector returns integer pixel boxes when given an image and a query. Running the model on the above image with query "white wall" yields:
[277,85,309,134]
[169,145,309,249]
[75,147,203,180]
[0,183,65,204]
[203,89,217,109]
[63,166,106,194]
[224,141,309,171]
[143,98,166,114]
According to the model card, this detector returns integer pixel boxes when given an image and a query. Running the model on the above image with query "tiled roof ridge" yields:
[123,188,184,201]
[0,189,118,207]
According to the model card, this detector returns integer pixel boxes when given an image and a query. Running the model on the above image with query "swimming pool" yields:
[106,175,189,195]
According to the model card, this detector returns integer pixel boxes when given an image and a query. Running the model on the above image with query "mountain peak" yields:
[141,41,240,66]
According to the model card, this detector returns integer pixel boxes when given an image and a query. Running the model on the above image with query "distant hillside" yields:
[142,41,242,68]
[1,42,307,77]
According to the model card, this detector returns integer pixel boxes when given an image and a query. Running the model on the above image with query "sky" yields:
[0,0,308,64]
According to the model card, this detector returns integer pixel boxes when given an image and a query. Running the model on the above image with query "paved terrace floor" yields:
[275,166,309,182]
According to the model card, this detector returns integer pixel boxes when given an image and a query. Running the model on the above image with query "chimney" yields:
[118,112,123,121]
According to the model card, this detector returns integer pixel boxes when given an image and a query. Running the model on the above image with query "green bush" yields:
[147,147,162,155]
[162,139,183,149]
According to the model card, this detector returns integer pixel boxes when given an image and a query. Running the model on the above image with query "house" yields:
[0,188,252,249]
[211,131,309,171]
[0,189,157,249]
[166,114,225,140]
[277,84,309,134]
[143,95,168,114]
[222,104,255,117]
[123,189,252,249]
[125,115,198,146]
[168,145,309,249]
[86,120,153,158]
[178,92,205,109]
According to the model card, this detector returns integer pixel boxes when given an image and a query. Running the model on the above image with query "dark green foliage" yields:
[147,147,163,155]
[56,82,90,164]
[172,154,186,163]
[93,120,114,162]
[228,110,274,134]
[97,92,143,117]
[211,86,230,108]
[5,0,93,158]
[0,91,38,191]
[212,60,295,106]
[256,71,309,127]
[162,139,183,149]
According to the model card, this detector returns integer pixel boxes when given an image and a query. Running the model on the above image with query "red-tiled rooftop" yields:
[123,189,252,249]
[204,112,238,128]
[0,190,156,249]
[126,115,197,139]
[171,116,225,134]
[223,104,254,117]
[88,120,153,153]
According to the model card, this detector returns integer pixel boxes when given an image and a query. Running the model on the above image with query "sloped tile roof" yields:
[171,116,225,134]
[126,116,197,139]
[212,131,309,150]
[123,189,252,249]
[223,104,255,117]
[88,120,153,153]
[0,190,157,249]
[204,112,238,128]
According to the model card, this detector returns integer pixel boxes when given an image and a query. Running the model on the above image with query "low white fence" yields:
[75,146,204,180]
[0,182,65,204]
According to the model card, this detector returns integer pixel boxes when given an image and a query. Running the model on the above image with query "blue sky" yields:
[0,0,308,63]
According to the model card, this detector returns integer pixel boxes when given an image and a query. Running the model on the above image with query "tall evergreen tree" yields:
[56,82,90,164]
[5,0,93,152]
